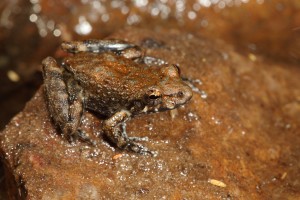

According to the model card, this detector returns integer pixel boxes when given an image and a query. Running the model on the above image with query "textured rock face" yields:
[1,28,300,199]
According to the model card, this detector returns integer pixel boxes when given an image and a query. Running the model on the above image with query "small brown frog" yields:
[42,39,192,155]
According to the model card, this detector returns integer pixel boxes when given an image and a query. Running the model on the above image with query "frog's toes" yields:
[127,136,149,142]
[125,141,157,157]
[77,130,97,146]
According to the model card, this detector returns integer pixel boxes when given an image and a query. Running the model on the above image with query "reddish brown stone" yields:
[1,28,300,199]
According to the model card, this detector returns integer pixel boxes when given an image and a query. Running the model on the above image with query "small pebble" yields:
[281,172,287,180]
[7,70,20,82]
[248,53,257,62]
[208,178,227,188]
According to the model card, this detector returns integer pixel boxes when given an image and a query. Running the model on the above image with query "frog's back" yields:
[64,52,150,111]
[64,52,135,80]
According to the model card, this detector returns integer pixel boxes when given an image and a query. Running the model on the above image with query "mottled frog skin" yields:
[42,39,192,155]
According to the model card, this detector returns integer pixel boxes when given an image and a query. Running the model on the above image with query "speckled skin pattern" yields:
[42,40,192,155]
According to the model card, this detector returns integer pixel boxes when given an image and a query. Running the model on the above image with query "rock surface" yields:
[1,28,300,199]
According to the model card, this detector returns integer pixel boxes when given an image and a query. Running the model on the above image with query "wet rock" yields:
[1,0,299,130]
[1,28,300,199]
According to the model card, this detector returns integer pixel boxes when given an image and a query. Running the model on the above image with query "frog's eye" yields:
[147,88,161,100]
[161,64,180,78]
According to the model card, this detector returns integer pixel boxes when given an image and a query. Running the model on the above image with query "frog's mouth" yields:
[164,100,177,110]
[141,101,176,113]
[140,84,192,113]
[141,104,163,113]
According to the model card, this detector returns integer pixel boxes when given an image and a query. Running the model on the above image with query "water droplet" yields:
[199,0,212,8]
[127,14,141,25]
[32,4,41,13]
[39,29,47,37]
[7,70,20,82]
[188,11,197,20]
[53,29,61,37]
[29,14,38,22]
[218,1,226,9]
[75,16,92,35]
[101,14,110,22]
[135,0,149,7]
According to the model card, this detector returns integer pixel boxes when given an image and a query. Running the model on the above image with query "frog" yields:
[42,39,192,155]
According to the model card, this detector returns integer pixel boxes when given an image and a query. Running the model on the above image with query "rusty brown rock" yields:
[1,28,300,199]
[1,0,300,131]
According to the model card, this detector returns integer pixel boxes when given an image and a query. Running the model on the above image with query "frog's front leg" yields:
[61,39,143,60]
[103,110,155,156]
[42,57,84,142]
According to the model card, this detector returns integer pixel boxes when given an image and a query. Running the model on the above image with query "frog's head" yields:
[143,64,192,112]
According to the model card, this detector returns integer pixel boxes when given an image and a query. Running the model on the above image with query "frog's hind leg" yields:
[61,40,143,60]
[42,57,85,143]
[103,110,156,156]
[61,40,135,53]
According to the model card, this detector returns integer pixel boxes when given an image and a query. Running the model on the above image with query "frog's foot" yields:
[127,136,149,142]
[120,122,149,142]
[62,129,96,146]
[77,130,97,146]
[182,77,208,99]
[142,56,168,66]
[123,140,157,156]
[103,110,156,156]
